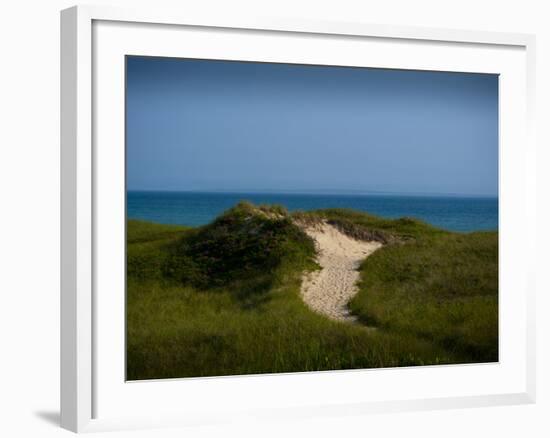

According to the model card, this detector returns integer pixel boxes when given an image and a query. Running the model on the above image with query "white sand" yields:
[299,222,383,322]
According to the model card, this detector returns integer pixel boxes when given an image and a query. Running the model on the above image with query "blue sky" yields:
[126,56,498,197]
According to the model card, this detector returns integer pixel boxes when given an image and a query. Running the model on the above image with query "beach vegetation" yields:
[127,204,498,380]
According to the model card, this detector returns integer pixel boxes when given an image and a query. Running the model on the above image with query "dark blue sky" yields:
[126,56,498,196]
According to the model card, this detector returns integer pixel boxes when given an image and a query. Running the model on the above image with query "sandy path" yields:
[299,222,382,322]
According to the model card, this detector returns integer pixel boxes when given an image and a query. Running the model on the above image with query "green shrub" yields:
[163,202,316,289]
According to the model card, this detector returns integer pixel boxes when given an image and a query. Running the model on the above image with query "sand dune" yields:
[299,222,382,322]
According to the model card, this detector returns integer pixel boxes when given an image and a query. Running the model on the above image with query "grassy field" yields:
[127,202,498,380]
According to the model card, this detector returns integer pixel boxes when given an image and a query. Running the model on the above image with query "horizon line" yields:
[126,188,498,199]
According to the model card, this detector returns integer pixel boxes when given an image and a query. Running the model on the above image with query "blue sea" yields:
[127,191,498,233]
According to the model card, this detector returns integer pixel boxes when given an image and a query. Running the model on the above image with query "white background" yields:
[0,0,547,437]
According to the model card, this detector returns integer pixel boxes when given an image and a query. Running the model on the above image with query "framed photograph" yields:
[61,5,536,433]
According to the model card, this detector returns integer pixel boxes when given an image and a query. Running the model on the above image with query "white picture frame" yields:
[60,4,536,433]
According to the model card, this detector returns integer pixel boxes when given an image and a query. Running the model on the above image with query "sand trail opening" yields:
[299,222,382,322]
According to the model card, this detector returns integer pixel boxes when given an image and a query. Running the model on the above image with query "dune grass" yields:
[313,209,499,362]
[126,203,498,380]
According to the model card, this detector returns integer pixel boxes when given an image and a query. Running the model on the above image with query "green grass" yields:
[127,203,498,380]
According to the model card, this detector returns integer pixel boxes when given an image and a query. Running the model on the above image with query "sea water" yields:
[127,191,498,233]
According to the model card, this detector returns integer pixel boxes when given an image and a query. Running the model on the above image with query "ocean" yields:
[127,191,498,233]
